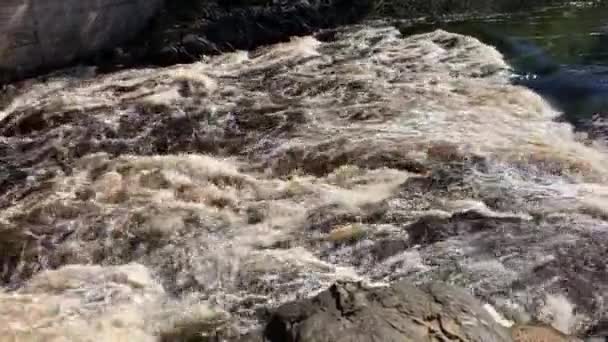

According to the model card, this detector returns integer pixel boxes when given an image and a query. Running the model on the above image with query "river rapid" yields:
[1,18,607,341]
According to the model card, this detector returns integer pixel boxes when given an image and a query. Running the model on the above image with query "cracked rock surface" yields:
[241,280,586,342]
[248,280,513,342]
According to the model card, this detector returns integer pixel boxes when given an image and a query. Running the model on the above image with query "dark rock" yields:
[115,0,373,68]
[260,279,512,342]
[109,0,576,71]
[0,0,163,84]
[369,238,408,261]
[246,204,268,224]
[407,211,524,246]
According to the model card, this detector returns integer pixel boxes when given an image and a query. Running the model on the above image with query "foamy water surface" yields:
[1,25,607,339]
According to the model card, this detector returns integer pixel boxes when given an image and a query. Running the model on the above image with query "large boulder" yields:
[0,0,163,83]
[257,280,514,342]
[238,280,587,342]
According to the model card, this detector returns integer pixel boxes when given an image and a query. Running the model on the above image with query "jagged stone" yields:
[259,280,513,342]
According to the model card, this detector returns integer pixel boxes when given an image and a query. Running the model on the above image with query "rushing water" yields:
[406,3,608,133]
[1,4,608,341]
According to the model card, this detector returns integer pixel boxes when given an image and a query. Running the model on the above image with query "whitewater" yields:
[0,24,607,340]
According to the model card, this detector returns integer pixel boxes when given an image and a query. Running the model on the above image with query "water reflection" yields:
[450,4,608,66]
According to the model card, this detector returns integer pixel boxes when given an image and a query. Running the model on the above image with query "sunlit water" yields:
[0,5,608,340]
[408,3,608,132]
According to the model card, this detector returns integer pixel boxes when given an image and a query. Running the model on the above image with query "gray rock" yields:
[0,0,162,83]
[259,280,512,342]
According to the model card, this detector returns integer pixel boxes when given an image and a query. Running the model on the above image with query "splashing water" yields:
[1,24,607,338]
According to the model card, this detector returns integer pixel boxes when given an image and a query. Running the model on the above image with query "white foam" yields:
[2,24,608,338]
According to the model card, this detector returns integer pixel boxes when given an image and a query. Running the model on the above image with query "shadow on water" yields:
[400,3,608,136]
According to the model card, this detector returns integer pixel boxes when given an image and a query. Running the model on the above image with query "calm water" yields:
[405,3,608,131]
[451,4,608,66]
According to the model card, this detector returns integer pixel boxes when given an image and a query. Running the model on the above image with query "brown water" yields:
[0,13,608,341]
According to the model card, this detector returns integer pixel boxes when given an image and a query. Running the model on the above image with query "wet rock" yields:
[116,0,373,67]
[407,211,524,246]
[388,212,608,337]
[260,279,512,342]
[246,204,268,224]
[369,238,408,260]
[110,0,574,70]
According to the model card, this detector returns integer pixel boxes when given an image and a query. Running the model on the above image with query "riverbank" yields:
[110,0,583,69]
[2,24,607,340]
[0,0,586,83]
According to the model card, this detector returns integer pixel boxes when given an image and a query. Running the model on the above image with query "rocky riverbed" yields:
[1,12,608,342]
